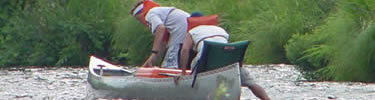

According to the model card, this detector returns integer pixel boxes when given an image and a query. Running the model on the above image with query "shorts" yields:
[240,67,256,86]
[161,44,181,68]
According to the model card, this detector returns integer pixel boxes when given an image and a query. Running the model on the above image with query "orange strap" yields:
[194,35,227,50]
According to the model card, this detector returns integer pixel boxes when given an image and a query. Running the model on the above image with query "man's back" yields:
[189,25,229,50]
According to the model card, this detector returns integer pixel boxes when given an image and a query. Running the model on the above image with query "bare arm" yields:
[142,24,167,67]
[180,33,194,75]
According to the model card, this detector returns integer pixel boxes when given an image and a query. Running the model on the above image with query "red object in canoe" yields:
[135,67,191,78]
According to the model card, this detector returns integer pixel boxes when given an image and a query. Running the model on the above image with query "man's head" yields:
[130,1,147,26]
[130,1,144,17]
[130,0,160,26]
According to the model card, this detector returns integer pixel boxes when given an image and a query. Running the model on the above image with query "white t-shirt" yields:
[189,25,229,50]
[145,7,174,34]
[145,7,190,47]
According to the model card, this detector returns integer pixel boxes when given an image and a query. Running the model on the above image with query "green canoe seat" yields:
[191,40,250,87]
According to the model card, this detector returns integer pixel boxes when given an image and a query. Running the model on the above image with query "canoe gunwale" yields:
[89,55,240,82]
[89,63,239,82]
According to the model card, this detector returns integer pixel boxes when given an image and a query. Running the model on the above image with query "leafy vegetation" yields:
[0,0,125,66]
[0,0,374,82]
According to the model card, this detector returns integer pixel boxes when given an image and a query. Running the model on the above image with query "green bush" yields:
[0,0,123,67]
[229,0,335,64]
[285,33,332,80]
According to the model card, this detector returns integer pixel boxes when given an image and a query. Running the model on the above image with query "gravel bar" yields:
[0,65,374,100]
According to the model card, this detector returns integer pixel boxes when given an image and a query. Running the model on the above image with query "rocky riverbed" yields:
[0,65,374,100]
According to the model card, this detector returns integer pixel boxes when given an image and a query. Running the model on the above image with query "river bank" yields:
[0,64,374,100]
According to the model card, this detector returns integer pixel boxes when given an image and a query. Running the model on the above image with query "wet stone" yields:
[24,68,43,72]
[72,71,79,74]
[58,73,82,79]
[0,71,8,75]
[34,75,49,81]
[15,93,33,98]
[327,95,338,99]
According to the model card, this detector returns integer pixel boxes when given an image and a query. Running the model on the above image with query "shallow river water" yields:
[0,64,374,100]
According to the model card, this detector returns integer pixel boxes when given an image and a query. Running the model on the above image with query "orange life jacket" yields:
[187,15,218,32]
[142,0,160,16]
[137,1,169,42]
[137,0,160,26]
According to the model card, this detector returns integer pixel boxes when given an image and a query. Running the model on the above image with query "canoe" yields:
[86,56,241,100]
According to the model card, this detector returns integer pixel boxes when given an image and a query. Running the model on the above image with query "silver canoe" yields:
[86,56,241,100]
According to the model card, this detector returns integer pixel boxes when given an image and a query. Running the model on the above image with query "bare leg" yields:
[240,67,270,100]
[248,84,270,100]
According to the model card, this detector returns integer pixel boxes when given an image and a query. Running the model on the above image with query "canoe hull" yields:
[86,56,241,100]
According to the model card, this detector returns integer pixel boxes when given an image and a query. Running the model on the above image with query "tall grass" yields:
[230,0,334,64]
[286,0,375,81]
[324,0,375,81]
[327,23,375,82]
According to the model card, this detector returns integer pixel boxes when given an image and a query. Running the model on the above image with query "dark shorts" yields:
[240,67,256,86]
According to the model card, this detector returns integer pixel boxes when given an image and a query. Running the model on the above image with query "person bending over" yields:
[179,12,271,100]
[130,0,190,68]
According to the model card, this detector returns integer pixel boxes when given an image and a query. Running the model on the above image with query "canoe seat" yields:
[191,40,250,87]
